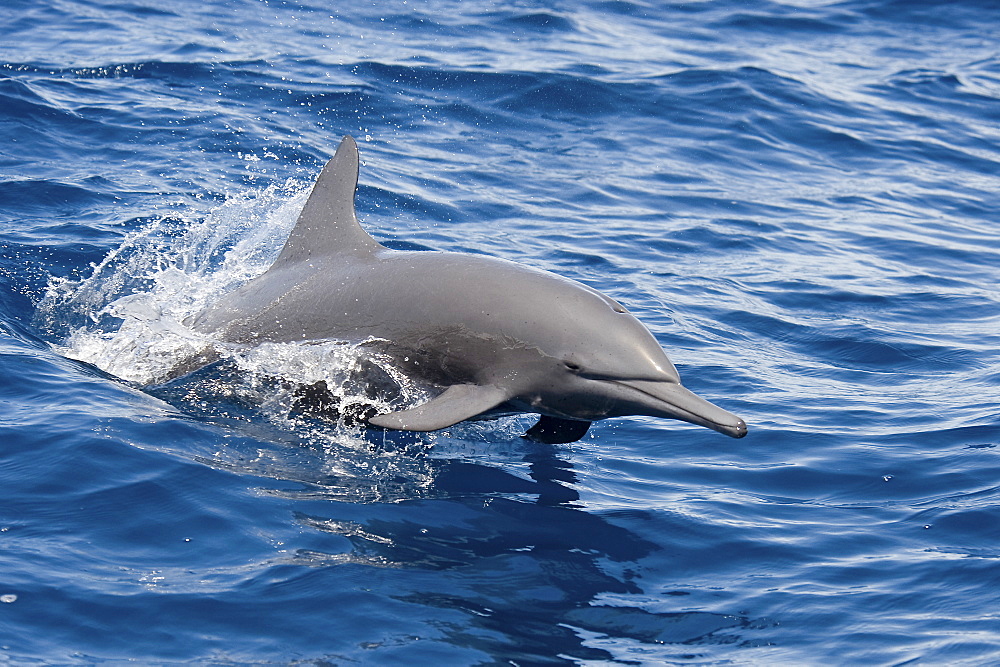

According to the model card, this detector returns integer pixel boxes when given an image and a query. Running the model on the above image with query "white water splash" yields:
[35,177,437,440]
[38,179,311,384]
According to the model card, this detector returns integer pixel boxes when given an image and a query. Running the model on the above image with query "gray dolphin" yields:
[187,136,747,443]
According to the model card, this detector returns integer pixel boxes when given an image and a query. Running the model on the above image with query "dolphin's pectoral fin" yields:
[367,383,510,432]
[524,416,592,444]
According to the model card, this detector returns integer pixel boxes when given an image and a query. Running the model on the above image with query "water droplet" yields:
[1,594,17,604]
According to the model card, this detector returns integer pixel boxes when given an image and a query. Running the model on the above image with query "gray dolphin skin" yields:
[188,136,748,443]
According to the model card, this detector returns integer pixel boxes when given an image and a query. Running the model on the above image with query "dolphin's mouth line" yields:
[609,379,748,437]
[610,380,722,426]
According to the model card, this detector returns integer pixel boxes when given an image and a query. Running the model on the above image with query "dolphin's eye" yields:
[563,360,582,372]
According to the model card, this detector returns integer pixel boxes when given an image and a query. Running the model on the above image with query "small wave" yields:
[493,12,575,33]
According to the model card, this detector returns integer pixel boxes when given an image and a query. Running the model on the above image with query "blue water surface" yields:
[2,0,1000,664]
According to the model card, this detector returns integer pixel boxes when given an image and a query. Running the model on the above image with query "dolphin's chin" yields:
[607,379,748,438]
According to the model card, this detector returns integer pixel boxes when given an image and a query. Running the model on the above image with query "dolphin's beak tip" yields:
[728,418,748,439]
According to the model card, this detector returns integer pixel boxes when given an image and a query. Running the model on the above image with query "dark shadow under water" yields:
[275,432,762,663]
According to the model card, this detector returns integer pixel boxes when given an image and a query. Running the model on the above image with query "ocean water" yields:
[2,0,1000,663]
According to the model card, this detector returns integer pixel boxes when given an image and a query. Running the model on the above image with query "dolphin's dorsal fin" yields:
[367,383,510,432]
[272,135,381,268]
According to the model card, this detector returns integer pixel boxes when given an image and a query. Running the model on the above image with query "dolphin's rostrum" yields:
[187,136,748,443]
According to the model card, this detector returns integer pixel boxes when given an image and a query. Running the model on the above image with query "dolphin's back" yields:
[192,248,600,344]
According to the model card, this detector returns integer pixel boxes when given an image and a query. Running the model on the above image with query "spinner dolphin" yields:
[187,136,748,443]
